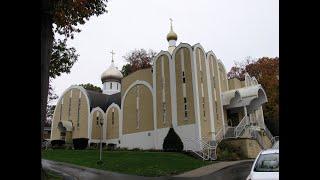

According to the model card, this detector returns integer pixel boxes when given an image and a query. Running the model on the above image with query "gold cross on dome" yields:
[110,50,115,63]
[169,18,173,29]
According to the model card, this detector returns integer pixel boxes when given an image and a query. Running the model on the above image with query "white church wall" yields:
[154,128,170,149]
[106,138,120,146]
[154,124,198,151]
[103,82,121,95]
[120,130,155,150]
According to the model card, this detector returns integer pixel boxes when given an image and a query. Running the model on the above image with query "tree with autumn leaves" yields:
[227,57,279,135]
[41,0,108,177]
[121,49,157,77]
[41,0,108,138]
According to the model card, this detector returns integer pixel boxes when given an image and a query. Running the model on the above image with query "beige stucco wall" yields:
[91,110,104,139]
[122,84,154,134]
[121,68,153,98]
[228,78,243,90]
[195,47,212,141]
[218,63,228,92]
[220,138,262,159]
[106,107,119,139]
[51,88,89,140]
[261,132,273,148]
[155,54,172,128]
[209,54,224,133]
[174,47,195,126]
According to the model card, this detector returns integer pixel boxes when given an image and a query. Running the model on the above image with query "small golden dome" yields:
[167,30,177,41]
[167,18,178,41]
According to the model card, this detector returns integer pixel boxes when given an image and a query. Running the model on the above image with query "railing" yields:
[251,130,265,149]
[224,126,236,139]
[215,128,224,144]
[271,136,279,145]
[184,138,216,161]
[264,127,273,140]
[235,116,248,137]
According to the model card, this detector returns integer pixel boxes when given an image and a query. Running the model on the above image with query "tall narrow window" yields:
[96,116,99,125]
[110,82,112,89]
[77,92,81,127]
[68,91,72,121]
[162,102,166,124]
[182,71,186,83]
[68,98,72,121]
[112,108,115,125]
[202,97,206,119]
[60,98,64,121]
[136,86,140,129]
[184,98,188,119]
[117,83,119,90]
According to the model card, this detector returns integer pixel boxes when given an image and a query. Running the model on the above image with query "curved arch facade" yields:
[51,86,90,141]
[173,44,196,126]
[194,45,212,141]
[206,53,225,133]
[122,81,154,134]
[153,52,172,129]
[105,103,120,139]
[89,107,106,140]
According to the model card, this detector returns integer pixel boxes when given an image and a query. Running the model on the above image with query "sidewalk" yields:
[174,159,254,178]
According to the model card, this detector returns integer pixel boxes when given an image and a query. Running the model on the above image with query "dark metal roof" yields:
[85,90,121,111]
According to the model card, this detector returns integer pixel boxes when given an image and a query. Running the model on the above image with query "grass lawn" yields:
[42,149,213,176]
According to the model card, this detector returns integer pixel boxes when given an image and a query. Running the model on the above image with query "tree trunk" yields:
[41,0,53,179]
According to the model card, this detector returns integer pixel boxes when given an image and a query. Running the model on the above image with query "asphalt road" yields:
[200,161,253,180]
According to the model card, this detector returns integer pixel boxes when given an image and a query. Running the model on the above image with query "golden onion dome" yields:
[167,30,178,41]
[167,18,178,41]
[101,64,123,83]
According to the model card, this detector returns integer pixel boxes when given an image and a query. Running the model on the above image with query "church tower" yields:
[101,50,123,95]
[167,18,178,54]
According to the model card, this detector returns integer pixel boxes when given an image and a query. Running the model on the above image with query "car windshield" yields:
[254,153,279,172]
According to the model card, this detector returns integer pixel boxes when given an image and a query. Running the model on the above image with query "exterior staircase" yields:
[185,115,278,161]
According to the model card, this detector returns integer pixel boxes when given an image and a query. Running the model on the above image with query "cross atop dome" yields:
[110,50,115,64]
[167,18,178,54]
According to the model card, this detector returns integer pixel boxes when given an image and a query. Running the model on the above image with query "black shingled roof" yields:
[85,90,121,111]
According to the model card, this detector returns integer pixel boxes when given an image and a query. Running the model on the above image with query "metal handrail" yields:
[264,127,273,140]
[271,136,279,145]
[235,116,248,137]
[184,138,216,160]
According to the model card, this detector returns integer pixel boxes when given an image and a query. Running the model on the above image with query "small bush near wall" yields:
[89,142,106,149]
[217,140,244,161]
[73,138,89,150]
[163,127,184,152]
[51,140,65,149]
[106,143,116,150]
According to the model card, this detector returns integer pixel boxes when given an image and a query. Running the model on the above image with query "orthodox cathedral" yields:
[50,20,275,159]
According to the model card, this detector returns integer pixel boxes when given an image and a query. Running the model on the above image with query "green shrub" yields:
[216,140,243,161]
[106,143,117,151]
[131,148,141,151]
[73,138,89,150]
[115,147,128,151]
[163,127,184,152]
[51,140,65,149]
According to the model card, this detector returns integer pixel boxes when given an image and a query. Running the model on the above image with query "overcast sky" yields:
[51,0,279,104]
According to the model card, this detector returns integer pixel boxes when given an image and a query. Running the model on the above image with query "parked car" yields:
[246,149,279,180]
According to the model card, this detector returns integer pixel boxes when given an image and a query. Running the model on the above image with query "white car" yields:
[246,149,279,180]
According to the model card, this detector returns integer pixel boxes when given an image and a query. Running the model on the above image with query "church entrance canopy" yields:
[222,84,268,113]
[58,121,73,132]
